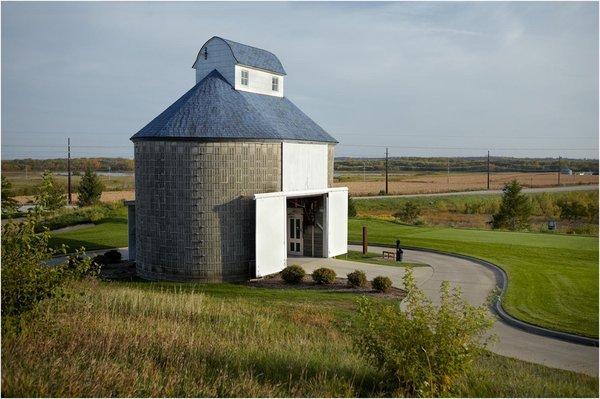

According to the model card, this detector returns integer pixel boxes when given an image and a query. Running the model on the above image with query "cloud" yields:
[1,1,598,159]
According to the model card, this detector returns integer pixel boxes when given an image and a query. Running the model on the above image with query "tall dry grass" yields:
[2,280,597,397]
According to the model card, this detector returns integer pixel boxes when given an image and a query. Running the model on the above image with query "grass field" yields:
[5,170,597,200]
[334,171,597,196]
[349,218,599,337]
[335,250,427,268]
[49,206,128,252]
[2,279,597,397]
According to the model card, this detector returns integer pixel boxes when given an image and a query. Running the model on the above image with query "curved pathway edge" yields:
[349,241,599,347]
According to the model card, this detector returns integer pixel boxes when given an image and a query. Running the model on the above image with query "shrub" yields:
[35,171,66,212]
[103,249,122,264]
[393,201,421,224]
[312,267,336,284]
[372,276,392,292]
[491,180,532,230]
[77,167,104,206]
[353,268,494,397]
[1,176,18,216]
[347,270,367,288]
[557,194,596,222]
[34,204,113,232]
[1,214,97,327]
[280,265,306,284]
[92,254,107,267]
[348,195,357,217]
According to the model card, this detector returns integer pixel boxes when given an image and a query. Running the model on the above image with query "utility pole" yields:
[363,161,366,182]
[487,150,490,190]
[557,156,561,186]
[447,158,450,189]
[385,147,389,195]
[67,137,72,204]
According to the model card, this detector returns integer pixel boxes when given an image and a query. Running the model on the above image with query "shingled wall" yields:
[134,141,281,282]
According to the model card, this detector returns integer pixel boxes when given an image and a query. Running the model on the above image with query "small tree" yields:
[348,195,357,217]
[1,176,18,216]
[77,167,104,206]
[491,180,531,230]
[35,171,66,211]
[393,201,421,224]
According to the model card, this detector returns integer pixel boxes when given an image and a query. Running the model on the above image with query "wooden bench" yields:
[382,250,395,260]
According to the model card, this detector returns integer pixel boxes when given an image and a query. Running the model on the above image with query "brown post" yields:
[362,226,368,254]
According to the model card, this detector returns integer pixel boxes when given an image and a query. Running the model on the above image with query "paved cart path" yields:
[289,245,599,376]
[353,184,598,199]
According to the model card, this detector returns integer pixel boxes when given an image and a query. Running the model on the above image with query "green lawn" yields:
[49,206,128,252]
[335,250,428,268]
[2,280,597,397]
[349,218,599,338]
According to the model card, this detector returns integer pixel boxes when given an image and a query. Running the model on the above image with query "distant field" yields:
[334,171,597,196]
[5,170,597,200]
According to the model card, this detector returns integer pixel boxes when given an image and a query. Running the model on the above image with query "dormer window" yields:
[241,70,249,86]
[272,76,279,92]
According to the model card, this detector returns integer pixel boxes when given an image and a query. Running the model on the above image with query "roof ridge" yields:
[218,37,281,61]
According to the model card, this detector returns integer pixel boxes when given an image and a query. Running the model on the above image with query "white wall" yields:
[193,37,236,85]
[326,189,348,257]
[255,195,286,277]
[234,65,284,97]
[282,143,328,191]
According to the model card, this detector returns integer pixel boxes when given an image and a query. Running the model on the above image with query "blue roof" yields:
[222,38,286,75]
[131,70,336,143]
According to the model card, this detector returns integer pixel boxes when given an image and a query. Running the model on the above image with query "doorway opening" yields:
[286,196,324,257]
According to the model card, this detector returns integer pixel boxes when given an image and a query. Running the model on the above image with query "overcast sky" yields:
[1,1,598,159]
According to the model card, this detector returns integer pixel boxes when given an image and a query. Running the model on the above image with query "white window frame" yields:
[272,76,279,92]
[241,69,249,86]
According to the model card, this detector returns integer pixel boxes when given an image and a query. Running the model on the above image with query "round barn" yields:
[127,36,348,282]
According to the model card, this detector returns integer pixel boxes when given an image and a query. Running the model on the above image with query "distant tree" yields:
[393,201,422,224]
[348,195,357,217]
[35,171,66,211]
[77,167,104,206]
[1,176,18,215]
[491,180,532,230]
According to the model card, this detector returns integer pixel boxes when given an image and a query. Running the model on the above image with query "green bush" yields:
[312,267,337,285]
[347,270,367,288]
[1,176,18,216]
[280,265,306,284]
[35,204,116,232]
[353,268,494,397]
[35,171,66,212]
[372,276,392,292]
[92,254,107,267]
[1,215,98,327]
[348,195,357,217]
[103,249,122,264]
[556,194,597,223]
[393,201,421,224]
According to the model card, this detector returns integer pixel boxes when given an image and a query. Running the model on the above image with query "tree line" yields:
[2,158,134,172]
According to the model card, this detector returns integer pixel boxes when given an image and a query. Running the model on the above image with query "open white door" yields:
[326,188,348,257]
[255,195,286,277]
